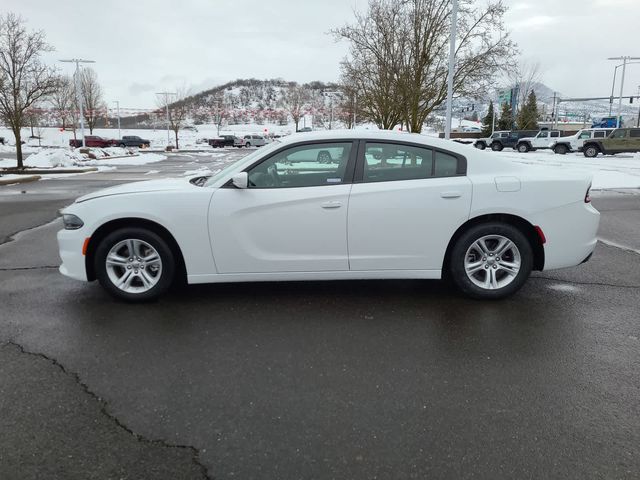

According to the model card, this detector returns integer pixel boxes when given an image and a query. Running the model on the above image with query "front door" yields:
[348,141,472,271]
[209,141,356,273]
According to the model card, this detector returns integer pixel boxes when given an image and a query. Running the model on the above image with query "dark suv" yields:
[117,136,151,148]
[582,128,640,157]
[489,130,539,151]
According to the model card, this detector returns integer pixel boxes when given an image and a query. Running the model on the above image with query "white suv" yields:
[551,128,615,155]
[243,135,268,147]
[515,130,561,153]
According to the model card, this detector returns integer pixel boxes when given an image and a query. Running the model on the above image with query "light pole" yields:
[113,101,121,139]
[609,62,640,115]
[608,56,640,127]
[59,58,95,146]
[444,0,458,139]
[323,91,341,130]
[156,92,176,145]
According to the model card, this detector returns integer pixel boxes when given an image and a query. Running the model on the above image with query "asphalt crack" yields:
[3,340,213,480]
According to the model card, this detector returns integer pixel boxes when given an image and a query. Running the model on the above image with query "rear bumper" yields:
[530,201,600,271]
[57,228,88,282]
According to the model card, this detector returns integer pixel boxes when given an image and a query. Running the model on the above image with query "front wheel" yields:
[475,142,486,150]
[583,145,599,158]
[449,223,533,299]
[245,142,251,148]
[94,228,176,302]
[119,143,126,148]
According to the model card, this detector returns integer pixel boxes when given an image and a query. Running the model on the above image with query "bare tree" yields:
[0,13,59,168]
[157,87,192,149]
[78,67,104,134]
[51,74,77,135]
[507,60,541,117]
[283,85,309,132]
[335,0,517,133]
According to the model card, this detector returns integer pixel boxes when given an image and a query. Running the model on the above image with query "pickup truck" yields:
[116,136,151,148]
[515,130,561,153]
[474,131,510,150]
[69,136,116,148]
[488,130,539,151]
[550,128,614,154]
[582,128,640,157]
[209,135,245,148]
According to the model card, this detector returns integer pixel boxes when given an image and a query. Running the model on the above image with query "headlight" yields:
[62,214,84,230]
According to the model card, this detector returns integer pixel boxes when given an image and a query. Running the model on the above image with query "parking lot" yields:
[1,150,639,479]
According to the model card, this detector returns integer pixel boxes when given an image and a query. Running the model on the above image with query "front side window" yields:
[246,142,352,188]
[611,129,627,139]
[537,131,549,138]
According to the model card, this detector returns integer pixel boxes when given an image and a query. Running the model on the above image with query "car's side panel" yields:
[347,177,472,270]
[209,185,352,273]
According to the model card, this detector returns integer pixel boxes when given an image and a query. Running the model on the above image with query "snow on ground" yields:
[476,147,640,190]
[0,149,86,168]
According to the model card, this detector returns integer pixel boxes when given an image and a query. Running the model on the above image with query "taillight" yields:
[585,184,591,203]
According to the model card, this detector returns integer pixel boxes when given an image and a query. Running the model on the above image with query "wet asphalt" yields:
[0,150,639,479]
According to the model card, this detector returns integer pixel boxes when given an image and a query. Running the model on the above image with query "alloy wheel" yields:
[464,234,521,290]
[105,239,163,293]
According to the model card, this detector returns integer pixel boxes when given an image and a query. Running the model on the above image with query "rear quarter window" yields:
[630,129,640,138]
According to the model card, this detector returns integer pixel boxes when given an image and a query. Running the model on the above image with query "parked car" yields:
[582,128,640,157]
[243,135,267,147]
[69,136,116,148]
[209,135,245,148]
[489,130,539,151]
[551,128,615,155]
[474,131,510,150]
[515,130,561,153]
[58,130,599,302]
[0,137,4,145]
[117,136,151,148]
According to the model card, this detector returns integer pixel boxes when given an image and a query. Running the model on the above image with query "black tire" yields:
[583,145,599,158]
[245,142,251,148]
[119,143,126,148]
[491,142,503,152]
[517,143,529,153]
[554,144,568,155]
[475,142,486,150]
[94,227,176,302]
[449,222,533,300]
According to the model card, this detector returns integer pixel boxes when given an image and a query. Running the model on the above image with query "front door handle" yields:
[440,191,462,199]
[321,201,342,209]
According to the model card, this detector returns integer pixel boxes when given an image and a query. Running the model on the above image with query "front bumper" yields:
[57,228,89,282]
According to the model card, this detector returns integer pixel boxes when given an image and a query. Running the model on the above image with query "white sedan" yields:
[58,131,599,301]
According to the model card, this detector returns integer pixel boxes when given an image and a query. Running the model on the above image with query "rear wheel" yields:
[94,228,176,302]
[449,223,533,299]
[491,142,503,152]
[583,145,599,158]
[517,143,529,153]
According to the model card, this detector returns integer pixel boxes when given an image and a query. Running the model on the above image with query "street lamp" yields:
[59,58,95,146]
[607,56,640,127]
[444,0,458,140]
[609,61,640,115]
[322,91,341,130]
[113,101,121,139]
[156,92,176,145]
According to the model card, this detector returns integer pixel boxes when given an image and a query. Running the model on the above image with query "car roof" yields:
[278,130,472,155]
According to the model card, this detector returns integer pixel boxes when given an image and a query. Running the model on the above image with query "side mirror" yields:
[231,172,248,189]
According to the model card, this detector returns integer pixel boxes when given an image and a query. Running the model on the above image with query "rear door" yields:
[347,141,472,271]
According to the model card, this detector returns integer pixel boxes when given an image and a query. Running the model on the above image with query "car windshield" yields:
[203,140,282,187]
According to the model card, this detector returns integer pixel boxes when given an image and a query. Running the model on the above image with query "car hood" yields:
[76,178,196,203]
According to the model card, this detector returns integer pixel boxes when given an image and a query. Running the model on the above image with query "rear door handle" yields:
[440,191,462,199]
[321,201,342,209]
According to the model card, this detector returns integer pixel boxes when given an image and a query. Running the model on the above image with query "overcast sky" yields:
[6,0,640,110]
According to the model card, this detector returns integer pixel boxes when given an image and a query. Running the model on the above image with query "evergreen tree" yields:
[516,90,539,130]
[497,102,513,130]
[481,100,494,136]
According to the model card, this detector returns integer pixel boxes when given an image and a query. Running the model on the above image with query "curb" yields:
[0,167,99,174]
[0,175,41,186]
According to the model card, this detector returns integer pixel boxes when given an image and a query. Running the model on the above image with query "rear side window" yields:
[611,130,627,139]
[593,131,606,138]
[630,129,640,138]
[362,142,463,183]
[550,131,559,138]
